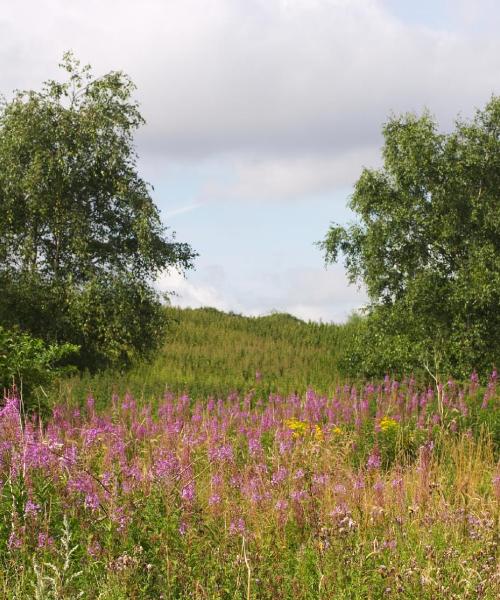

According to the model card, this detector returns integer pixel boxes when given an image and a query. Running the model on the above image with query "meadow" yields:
[60,308,356,409]
[0,311,498,599]
[1,50,498,600]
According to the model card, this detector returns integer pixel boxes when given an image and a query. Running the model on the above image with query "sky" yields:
[1,0,499,322]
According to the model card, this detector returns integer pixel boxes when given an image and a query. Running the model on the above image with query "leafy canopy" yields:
[0,52,193,283]
[322,96,500,378]
[0,53,196,368]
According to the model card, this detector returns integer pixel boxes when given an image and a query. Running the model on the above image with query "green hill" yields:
[61,306,354,408]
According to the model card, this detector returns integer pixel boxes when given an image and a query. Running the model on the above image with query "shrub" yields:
[0,326,78,410]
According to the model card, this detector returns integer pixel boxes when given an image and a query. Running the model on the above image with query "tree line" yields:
[321,95,499,379]
[0,53,498,403]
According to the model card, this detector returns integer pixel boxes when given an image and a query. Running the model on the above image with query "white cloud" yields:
[200,147,382,202]
[162,203,203,219]
[1,0,498,162]
[157,267,235,313]
[157,263,367,323]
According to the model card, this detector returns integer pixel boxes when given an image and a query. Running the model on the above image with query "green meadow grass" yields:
[59,307,356,408]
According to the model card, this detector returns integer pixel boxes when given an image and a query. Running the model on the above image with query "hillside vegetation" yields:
[60,307,358,408]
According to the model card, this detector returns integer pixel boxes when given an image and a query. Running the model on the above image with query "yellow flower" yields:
[380,416,398,432]
[314,424,324,441]
[284,418,308,438]
[332,426,343,435]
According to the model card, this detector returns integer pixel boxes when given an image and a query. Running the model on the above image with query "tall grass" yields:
[59,307,357,409]
[1,374,498,599]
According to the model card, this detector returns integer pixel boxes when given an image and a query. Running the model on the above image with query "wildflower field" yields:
[1,371,499,599]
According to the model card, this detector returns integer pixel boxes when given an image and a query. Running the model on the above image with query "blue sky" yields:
[1,0,499,321]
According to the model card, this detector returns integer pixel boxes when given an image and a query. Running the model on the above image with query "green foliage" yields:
[0,52,195,369]
[61,306,351,407]
[0,325,77,405]
[321,96,500,378]
[68,274,168,370]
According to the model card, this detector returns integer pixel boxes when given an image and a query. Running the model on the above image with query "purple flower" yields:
[367,450,381,470]
[334,483,347,495]
[229,518,246,535]
[312,473,329,486]
[181,482,195,503]
[248,437,262,456]
[211,473,223,488]
[271,466,288,485]
[87,540,101,557]
[275,499,289,511]
[37,533,54,549]
[208,444,234,463]
[208,493,221,506]
[353,477,365,490]
[493,474,500,500]
[293,469,305,480]
[392,477,403,489]
[290,489,308,502]
[8,532,22,550]
[24,500,40,516]
[84,493,100,511]
[87,395,95,412]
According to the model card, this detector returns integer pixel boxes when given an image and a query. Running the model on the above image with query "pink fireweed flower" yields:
[24,500,40,516]
[254,462,268,475]
[154,453,179,481]
[367,448,381,470]
[112,506,130,533]
[229,518,246,536]
[208,493,221,506]
[229,474,242,489]
[121,394,136,412]
[290,489,308,502]
[353,477,365,490]
[391,477,403,490]
[87,540,102,557]
[211,473,223,487]
[271,466,288,485]
[275,499,289,511]
[312,473,329,486]
[8,530,23,551]
[84,493,100,511]
[278,439,294,455]
[208,444,234,463]
[37,533,54,549]
[248,437,263,457]
[431,413,441,425]
[492,474,500,501]
[181,482,196,503]
[86,395,95,413]
[373,479,385,506]
[382,538,397,551]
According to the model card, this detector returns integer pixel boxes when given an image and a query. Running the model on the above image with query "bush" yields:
[0,326,78,409]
